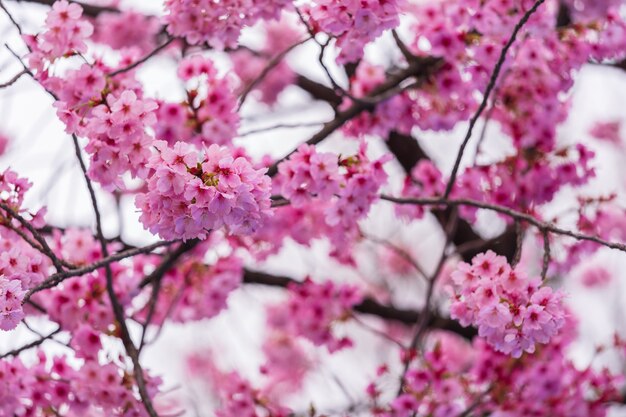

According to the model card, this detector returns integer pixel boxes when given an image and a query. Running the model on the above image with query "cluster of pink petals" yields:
[92,11,161,54]
[187,353,291,417]
[259,332,311,397]
[0,132,9,156]
[23,0,93,72]
[277,141,390,229]
[398,145,595,222]
[469,337,623,417]
[163,0,292,49]
[377,328,623,417]
[385,346,472,417]
[560,205,626,272]
[450,251,566,357]
[0,170,49,330]
[396,160,445,220]
[0,280,26,331]
[267,279,362,352]
[155,55,239,148]
[455,144,595,218]
[563,0,624,22]
[590,120,622,145]
[45,58,156,189]
[232,20,300,105]
[0,351,161,416]
[387,0,626,151]
[136,140,272,240]
[305,0,402,63]
[137,253,243,323]
[341,60,476,137]
[82,90,158,188]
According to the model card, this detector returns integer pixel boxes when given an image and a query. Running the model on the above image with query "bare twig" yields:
[0,201,71,271]
[24,240,177,300]
[239,121,325,137]
[0,68,26,88]
[108,37,175,77]
[391,29,414,62]
[237,36,312,109]
[0,328,61,359]
[0,0,23,35]
[138,239,199,351]
[266,57,442,176]
[380,195,626,253]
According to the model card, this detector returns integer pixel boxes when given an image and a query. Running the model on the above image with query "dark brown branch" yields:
[267,57,442,176]
[242,269,477,339]
[295,75,342,106]
[385,131,518,263]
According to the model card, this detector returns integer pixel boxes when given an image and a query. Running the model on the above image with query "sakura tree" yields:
[0,0,625,416]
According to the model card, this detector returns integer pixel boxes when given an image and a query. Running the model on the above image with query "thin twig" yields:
[108,37,175,77]
[0,68,26,88]
[380,195,626,253]
[237,36,312,109]
[238,121,325,137]
[70,134,160,417]
[0,201,71,271]
[0,328,61,359]
[138,239,199,351]
[0,0,23,35]
[391,29,414,62]
[24,239,177,300]
[442,0,546,199]
[541,228,551,280]
[266,57,442,176]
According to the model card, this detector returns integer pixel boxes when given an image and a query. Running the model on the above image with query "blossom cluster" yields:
[136,140,272,240]
[0,170,49,330]
[267,279,362,352]
[450,251,566,357]
[375,329,623,417]
[0,351,162,416]
[163,0,292,49]
[275,142,390,263]
[398,145,596,222]
[24,0,93,72]
[231,19,301,106]
[137,253,243,323]
[305,0,402,63]
[92,11,161,54]
[155,55,239,148]
[187,353,291,417]
[277,142,389,225]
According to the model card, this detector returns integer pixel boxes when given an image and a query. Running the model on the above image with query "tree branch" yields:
[242,269,477,339]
